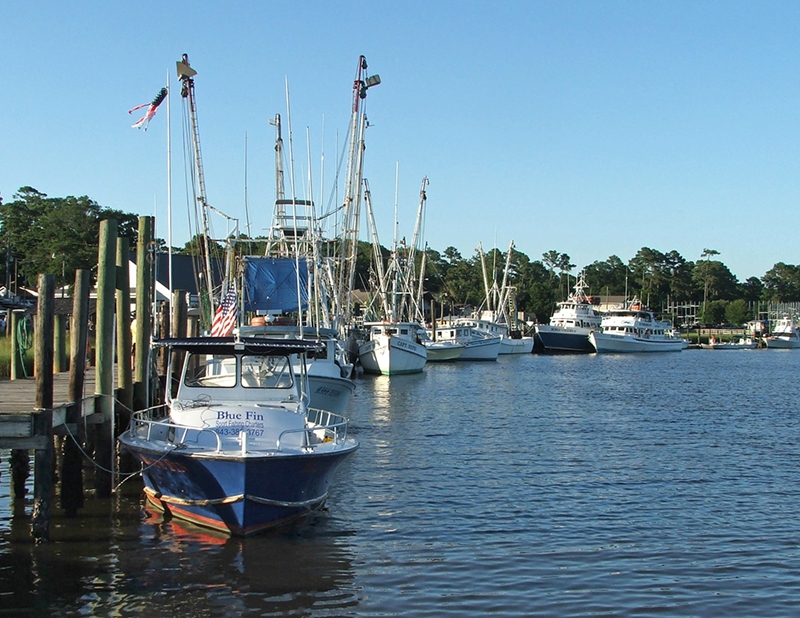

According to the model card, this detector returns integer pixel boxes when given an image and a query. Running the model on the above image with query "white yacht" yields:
[588,298,685,353]
[535,273,603,353]
[765,315,800,349]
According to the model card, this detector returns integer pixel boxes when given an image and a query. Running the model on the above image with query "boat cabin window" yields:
[182,352,294,389]
[183,353,237,388]
[241,354,294,389]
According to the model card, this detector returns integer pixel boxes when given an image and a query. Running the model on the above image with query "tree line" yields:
[2,187,799,324]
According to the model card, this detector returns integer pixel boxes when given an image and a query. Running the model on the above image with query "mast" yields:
[270,113,286,203]
[403,176,428,322]
[478,243,491,313]
[334,55,380,335]
[177,54,216,325]
[497,240,514,323]
[363,179,390,319]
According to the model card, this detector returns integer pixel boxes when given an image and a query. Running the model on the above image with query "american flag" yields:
[210,284,238,337]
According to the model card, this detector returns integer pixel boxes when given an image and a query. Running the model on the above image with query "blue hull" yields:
[536,330,594,353]
[123,442,356,536]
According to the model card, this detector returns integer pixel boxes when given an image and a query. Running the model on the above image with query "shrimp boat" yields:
[119,337,358,536]
[357,177,429,375]
[588,298,686,353]
[473,241,535,354]
[428,319,502,360]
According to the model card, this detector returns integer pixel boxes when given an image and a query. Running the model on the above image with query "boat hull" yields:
[535,327,594,353]
[359,335,427,375]
[703,341,759,350]
[307,374,356,416]
[498,336,534,355]
[459,337,502,361]
[589,332,685,353]
[424,342,465,362]
[120,434,357,536]
[765,337,800,349]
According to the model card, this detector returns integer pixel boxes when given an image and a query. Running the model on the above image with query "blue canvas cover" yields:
[243,257,309,312]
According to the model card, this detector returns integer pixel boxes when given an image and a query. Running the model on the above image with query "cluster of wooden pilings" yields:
[1,216,190,542]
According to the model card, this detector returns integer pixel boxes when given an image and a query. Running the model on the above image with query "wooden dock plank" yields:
[0,368,99,414]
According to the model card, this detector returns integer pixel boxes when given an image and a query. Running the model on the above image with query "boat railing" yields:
[129,411,224,452]
[277,407,350,450]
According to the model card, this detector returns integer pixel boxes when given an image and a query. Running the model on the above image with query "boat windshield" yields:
[184,353,237,388]
[240,354,293,389]
[182,353,294,389]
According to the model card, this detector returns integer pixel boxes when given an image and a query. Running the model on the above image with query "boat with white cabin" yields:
[764,315,800,349]
[535,273,603,353]
[358,321,428,375]
[429,320,502,360]
[702,336,759,350]
[357,177,429,375]
[473,241,535,354]
[588,298,685,353]
[119,337,358,536]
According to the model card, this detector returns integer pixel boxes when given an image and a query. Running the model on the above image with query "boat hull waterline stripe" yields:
[143,485,328,509]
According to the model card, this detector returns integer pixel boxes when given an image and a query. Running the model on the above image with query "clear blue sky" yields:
[3,1,799,283]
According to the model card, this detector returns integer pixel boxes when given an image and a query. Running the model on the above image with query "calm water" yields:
[2,349,800,616]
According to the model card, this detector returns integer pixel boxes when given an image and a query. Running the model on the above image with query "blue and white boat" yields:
[535,273,603,353]
[119,337,358,536]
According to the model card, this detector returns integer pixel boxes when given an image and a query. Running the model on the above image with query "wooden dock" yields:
[0,368,105,450]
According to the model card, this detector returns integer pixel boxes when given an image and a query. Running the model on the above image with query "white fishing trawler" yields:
[428,320,502,360]
[472,241,534,354]
[357,177,428,375]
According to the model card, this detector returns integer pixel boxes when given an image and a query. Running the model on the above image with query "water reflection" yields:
[0,479,357,616]
[4,351,800,616]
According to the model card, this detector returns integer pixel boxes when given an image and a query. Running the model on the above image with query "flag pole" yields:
[166,69,174,335]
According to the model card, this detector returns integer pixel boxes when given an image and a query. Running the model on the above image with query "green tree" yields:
[628,247,667,306]
[725,299,751,325]
[739,276,764,302]
[692,259,738,303]
[761,263,800,301]
[583,255,627,296]
[0,187,139,287]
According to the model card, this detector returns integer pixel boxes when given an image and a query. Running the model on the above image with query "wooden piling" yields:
[10,310,24,380]
[9,309,30,503]
[133,216,153,412]
[54,314,68,372]
[31,274,55,542]
[116,236,133,424]
[170,290,188,397]
[94,219,117,498]
[61,269,90,517]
